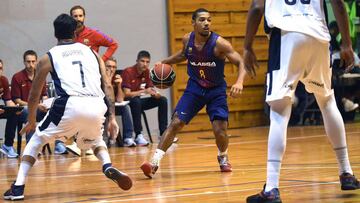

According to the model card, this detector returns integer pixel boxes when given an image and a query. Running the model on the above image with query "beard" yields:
[76,21,84,28]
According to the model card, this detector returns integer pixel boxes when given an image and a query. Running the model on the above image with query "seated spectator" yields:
[122,50,168,146]
[0,59,21,158]
[9,50,49,145]
[105,57,136,147]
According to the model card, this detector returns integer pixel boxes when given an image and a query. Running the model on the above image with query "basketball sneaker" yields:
[246,185,282,203]
[339,172,360,190]
[66,142,81,156]
[104,167,132,190]
[140,161,159,178]
[3,182,25,201]
[217,155,232,172]
[0,145,18,158]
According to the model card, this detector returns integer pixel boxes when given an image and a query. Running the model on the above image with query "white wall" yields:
[0,0,171,138]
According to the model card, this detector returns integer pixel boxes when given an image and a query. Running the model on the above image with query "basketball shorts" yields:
[35,96,107,150]
[266,28,333,103]
[175,79,228,124]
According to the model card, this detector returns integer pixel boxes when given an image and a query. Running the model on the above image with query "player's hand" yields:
[154,61,162,66]
[107,117,119,140]
[0,108,4,115]
[340,44,355,73]
[243,48,259,78]
[19,119,37,136]
[230,82,243,98]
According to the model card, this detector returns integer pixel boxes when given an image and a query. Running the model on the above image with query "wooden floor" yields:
[1,123,360,202]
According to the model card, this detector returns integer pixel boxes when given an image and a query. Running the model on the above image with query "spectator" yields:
[122,50,168,146]
[0,59,20,158]
[105,57,136,147]
[10,50,49,146]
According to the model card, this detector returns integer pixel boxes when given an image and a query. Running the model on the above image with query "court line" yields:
[0,131,358,168]
[66,181,339,203]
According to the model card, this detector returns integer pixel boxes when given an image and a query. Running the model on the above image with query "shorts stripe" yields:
[38,96,69,131]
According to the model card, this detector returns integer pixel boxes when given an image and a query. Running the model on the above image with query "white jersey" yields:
[48,42,105,97]
[265,0,330,42]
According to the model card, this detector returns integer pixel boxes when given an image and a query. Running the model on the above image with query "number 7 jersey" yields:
[47,42,105,98]
[265,0,330,42]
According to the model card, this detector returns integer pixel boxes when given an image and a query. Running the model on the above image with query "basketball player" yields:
[140,8,246,178]
[244,0,360,202]
[3,14,131,201]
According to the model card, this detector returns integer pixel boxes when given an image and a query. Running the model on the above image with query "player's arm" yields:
[95,51,119,138]
[95,31,118,62]
[217,37,246,97]
[161,33,190,65]
[20,54,52,135]
[243,0,264,78]
[11,77,28,106]
[331,0,354,71]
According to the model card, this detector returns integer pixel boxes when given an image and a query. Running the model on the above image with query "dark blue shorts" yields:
[174,79,228,124]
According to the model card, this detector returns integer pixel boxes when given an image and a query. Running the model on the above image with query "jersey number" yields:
[72,61,86,87]
[285,0,310,5]
[199,70,206,79]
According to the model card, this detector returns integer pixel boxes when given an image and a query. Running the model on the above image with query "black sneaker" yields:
[246,185,282,203]
[340,172,360,190]
[3,182,25,201]
[104,167,132,190]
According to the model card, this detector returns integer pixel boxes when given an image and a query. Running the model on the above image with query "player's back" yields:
[265,0,330,42]
[48,42,105,98]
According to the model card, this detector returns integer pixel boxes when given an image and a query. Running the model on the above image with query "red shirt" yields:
[0,75,11,101]
[75,26,118,62]
[121,65,153,92]
[11,69,47,102]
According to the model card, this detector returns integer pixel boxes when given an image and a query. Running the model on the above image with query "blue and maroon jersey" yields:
[185,32,225,88]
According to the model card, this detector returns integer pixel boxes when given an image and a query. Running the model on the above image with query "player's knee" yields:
[169,116,185,131]
[214,127,226,138]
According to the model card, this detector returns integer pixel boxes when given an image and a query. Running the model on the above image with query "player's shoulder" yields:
[182,32,192,43]
[215,35,232,50]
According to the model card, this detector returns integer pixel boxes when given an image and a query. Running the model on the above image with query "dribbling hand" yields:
[19,120,37,136]
[340,44,355,73]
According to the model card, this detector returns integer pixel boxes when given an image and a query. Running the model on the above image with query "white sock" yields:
[265,99,292,192]
[151,149,165,166]
[218,149,228,156]
[95,149,111,165]
[15,161,32,186]
[315,94,353,175]
[334,147,353,175]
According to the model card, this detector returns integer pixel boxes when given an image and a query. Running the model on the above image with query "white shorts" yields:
[266,29,333,103]
[35,96,107,150]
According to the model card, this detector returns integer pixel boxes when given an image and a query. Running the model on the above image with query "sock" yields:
[218,149,228,156]
[102,163,112,173]
[265,99,292,192]
[265,160,282,192]
[315,94,353,175]
[15,161,32,186]
[95,149,111,166]
[151,149,165,166]
[334,147,353,175]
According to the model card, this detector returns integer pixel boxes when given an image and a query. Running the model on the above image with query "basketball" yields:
[150,63,176,89]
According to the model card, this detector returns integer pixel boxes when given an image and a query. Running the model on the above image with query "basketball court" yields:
[1,123,360,202]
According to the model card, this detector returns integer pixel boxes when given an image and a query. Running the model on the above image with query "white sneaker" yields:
[342,98,359,112]
[66,142,81,156]
[123,138,136,147]
[135,134,149,146]
[85,149,94,155]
